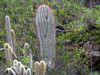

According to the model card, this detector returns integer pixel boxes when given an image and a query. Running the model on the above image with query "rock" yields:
[83,41,100,70]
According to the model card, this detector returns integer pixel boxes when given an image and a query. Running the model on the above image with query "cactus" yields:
[6,68,16,75]
[34,60,46,75]
[4,43,17,63]
[20,65,27,75]
[27,68,32,75]
[36,4,56,70]
[34,62,40,75]
[24,43,29,57]
[40,61,46,75]
[5,16,13,50]
[11,29,16,54]
[24,43,33,69]
[13,59,18,66]
[17,62,22,73]
[4,43,12,63]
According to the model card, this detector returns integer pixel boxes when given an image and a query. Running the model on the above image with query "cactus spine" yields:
[34,62,40,75]
[36,4,56,70]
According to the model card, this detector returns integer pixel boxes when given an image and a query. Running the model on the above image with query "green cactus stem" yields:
[36,4,56,70]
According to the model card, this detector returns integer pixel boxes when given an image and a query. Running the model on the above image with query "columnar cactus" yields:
[24,43,29,58]
[34,60,46,75]
[5,16,13,50]
[20,65,27,75]
[36,4,56,70]
[4,43,17,63]
[34,62,40,75]
[17,62,22,73]
[24,43,33,69]
[4,43,12,63]
[39,61,46,75]
[27,68,32,75]
[11,29,16,53]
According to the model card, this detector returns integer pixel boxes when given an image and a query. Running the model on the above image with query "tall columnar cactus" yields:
[36,4,56,70]
[5,16,13,50]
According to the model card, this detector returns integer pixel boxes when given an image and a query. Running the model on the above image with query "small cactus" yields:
[20,65,27,75]
[24,43,29,58]
[13,59,18,66]
[34,62,40,75]
[34,60,46,75]
[24,43,33,69]
[40,61,46,75]
[11,29,16,54]
[4,43,12,63]
[5,16,13,49]
[17,62,22,73]
[27,68,32,75]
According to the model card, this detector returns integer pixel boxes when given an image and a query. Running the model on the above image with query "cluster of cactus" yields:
[2,3,56,75]
[36,4,56,71]
[3,59,46,75]
[4,59,32,75]
[34,61,46,75]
